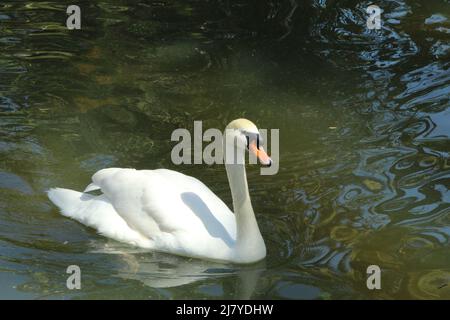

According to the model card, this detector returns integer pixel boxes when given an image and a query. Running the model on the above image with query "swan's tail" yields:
[47,188,153,248]
[47,188,90,219]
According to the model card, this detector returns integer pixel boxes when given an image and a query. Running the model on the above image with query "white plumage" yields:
[48,119,271,264]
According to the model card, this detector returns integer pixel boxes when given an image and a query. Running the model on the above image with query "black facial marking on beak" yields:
[243,130,262,150]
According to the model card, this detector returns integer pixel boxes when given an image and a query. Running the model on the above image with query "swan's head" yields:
[225,118,272,167]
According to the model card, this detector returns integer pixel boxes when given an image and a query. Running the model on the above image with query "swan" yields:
[47,119,272,264]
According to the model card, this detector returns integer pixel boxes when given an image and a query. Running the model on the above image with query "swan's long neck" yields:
[225,147,266,260]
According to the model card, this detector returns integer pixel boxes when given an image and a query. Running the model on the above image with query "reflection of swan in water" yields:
[91,242,265,298]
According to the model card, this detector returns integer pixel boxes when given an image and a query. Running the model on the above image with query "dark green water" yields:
[0,0,449,299]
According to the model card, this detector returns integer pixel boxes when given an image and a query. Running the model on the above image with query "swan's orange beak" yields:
[249,141,272,167]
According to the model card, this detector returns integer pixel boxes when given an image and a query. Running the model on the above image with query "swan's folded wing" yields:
[90,168,166,239]
[89,168,236,246]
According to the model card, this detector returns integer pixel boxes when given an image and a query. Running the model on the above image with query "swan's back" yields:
[48,168,238,261]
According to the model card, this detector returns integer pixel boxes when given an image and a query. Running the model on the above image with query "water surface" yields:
[0,0,449,299]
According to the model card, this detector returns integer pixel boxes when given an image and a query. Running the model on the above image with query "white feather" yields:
[47,119,268,264]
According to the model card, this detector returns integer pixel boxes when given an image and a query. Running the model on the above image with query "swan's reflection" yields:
[90,241,266,299]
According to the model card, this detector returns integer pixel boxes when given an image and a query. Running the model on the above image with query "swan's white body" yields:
[48,119,270,264]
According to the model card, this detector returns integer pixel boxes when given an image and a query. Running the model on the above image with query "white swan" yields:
[48,119,272,264]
